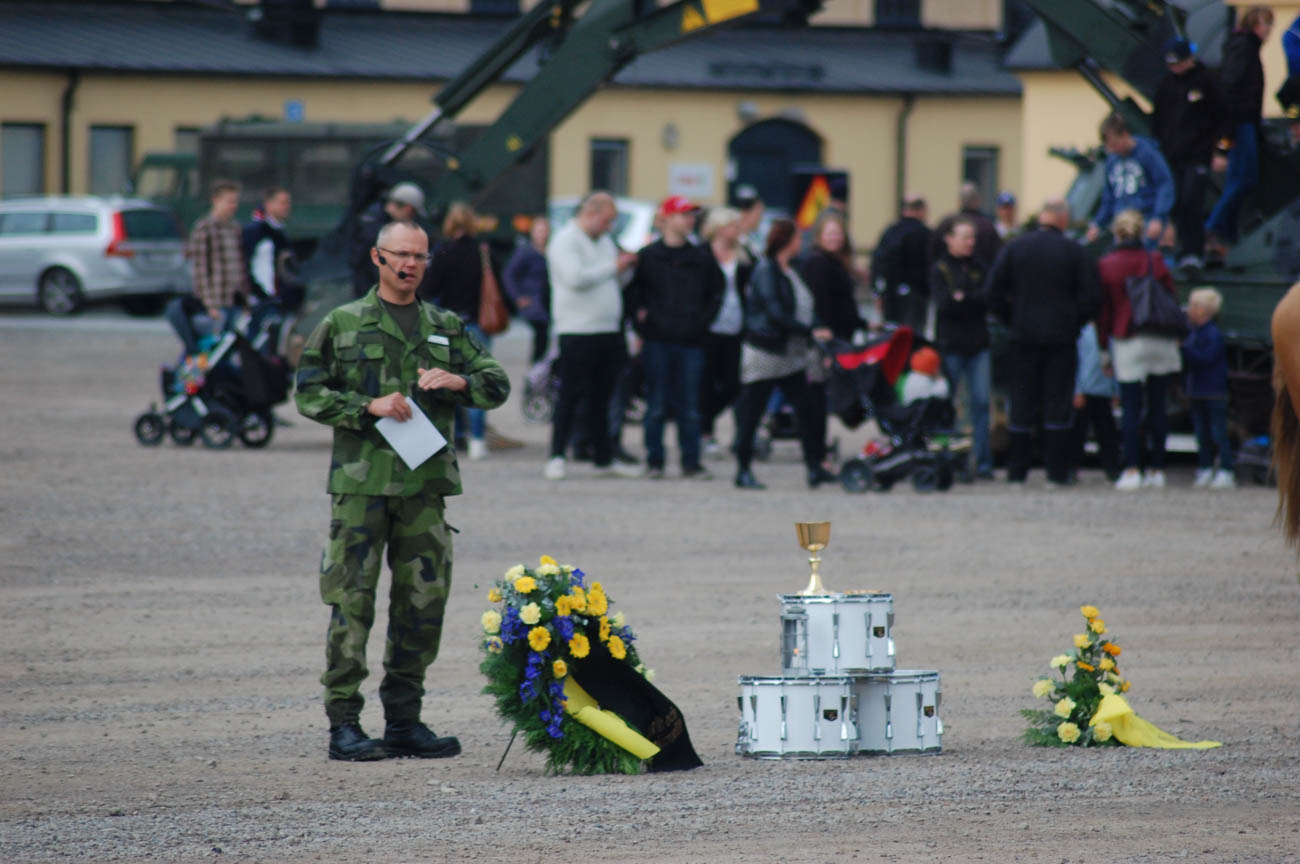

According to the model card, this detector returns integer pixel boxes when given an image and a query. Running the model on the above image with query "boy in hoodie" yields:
[1085,112,1175,248]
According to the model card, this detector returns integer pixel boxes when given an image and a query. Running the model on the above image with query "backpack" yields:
[1125,252,1188,338]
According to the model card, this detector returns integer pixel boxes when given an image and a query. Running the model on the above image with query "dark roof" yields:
[0,1,1020,95]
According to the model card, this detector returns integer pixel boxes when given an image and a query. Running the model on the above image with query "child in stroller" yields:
[826,327,969,493]
[133,297,290,449]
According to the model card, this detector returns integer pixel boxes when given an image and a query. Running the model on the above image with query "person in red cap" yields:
[625,196,724,479]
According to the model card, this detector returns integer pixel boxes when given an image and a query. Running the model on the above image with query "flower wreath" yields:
[479,556,655,774]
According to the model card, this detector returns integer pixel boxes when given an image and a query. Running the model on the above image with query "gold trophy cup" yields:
[794,521,831,595]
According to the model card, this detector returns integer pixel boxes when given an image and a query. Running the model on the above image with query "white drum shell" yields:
[780,593,895,675]
[853,669,942,755]
[736,676,859,759]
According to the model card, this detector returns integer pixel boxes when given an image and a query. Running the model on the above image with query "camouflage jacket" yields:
[294,287,510,496]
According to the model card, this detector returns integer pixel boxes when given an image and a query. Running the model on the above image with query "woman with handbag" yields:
[423,201,507,461]
[1097,209,1183,490]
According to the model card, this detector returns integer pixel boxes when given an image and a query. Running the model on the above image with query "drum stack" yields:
[736,524,943,759]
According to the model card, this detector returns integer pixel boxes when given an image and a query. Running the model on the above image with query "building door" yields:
[727,119,822,214]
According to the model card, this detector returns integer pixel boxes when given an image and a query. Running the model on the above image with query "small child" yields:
[899,347,950,405]
[1072,321,1120,481]
[1182,287,1234,489]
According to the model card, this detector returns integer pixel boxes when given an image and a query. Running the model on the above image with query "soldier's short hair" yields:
[376,219,428,250]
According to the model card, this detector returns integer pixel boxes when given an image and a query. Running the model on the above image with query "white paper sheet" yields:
[375,397,447,470]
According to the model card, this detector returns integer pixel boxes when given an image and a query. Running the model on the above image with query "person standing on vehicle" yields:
[503,216,551,365]
[1151,38,1225,267]
[186,179,248,331]
[543,191,640,481]
[930,216,993,479]
[1085,112,1176,248]
[871,194,931,330]
[987,198,1102,486]
[295,219,510,762]
[350,182,430,298]
[625,196,724,479]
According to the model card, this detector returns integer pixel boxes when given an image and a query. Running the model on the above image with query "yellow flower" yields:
[1057,722,1081,743]
[587,588,608,616]
[611,611,625,628]
[554,595,572,617]
[537,564,561,577]
[1054,697,1076,718]
[1099,657,1115,672]
[634,662,655,681]
[1106,671,1121,684]
[1050,654,1071,669]
[1120,680,1131,693]
[487,587,502,603]
[568,588,588,614]
[485,636,503,654]
[539,555,558,567]
[1077,661,1095,672]
[528,626,551,652]
[1032,679,1054,699]
[1102,642,1121,657]
[1093,722,1113,742]
[607,634,627,660]
[552,659,568,679]
[514,575,537,594]
[598,616,611,642]
[1080,605,1099,619]
[1089,618,1107,634]
[568,633,590,658]
[504,564,525,580]
[1098,682,1115,696]
[1073,634,1091,650]
[519,602,541,626]
[481,609,502,634]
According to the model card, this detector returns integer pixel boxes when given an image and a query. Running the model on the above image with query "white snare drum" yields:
[736,676,859,759]
[853,669,942,755]
[780,592,895,675]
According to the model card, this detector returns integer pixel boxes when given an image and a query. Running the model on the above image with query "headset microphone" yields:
[377,253,412,280]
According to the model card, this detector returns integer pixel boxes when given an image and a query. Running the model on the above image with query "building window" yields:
[875,0,920,28]
[962,145,999,213]
[2,124,46,196]
[174,127,201,154]
[89,125,134,196]
[590,138,628,197]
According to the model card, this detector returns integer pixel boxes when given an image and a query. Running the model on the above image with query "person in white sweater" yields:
[543,192,640,479]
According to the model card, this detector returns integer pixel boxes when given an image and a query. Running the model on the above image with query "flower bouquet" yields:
[1022,605,1221,750]
[479,556,659,775]
[1022,605,1128,746]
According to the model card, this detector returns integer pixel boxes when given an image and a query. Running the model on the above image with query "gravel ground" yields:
[1,316,1298,863]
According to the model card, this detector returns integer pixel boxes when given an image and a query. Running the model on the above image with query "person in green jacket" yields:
[295,220,510,761]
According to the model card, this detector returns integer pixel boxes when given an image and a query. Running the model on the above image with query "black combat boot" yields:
[383,720,462,759]
[328,722,387,762]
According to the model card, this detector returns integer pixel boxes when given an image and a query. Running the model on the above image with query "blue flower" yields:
[619,626,636,644]
[524,662,542,682]
[519,681,536,703]
[554,615,575,641]
[539,709,552,724]
[546,723,564,740]
[549,681,565,699]
[570,568,586,588]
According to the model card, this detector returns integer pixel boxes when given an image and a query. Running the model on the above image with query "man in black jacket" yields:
[625,196,724,479]
[986,198,1102,486]
[1152,37,1225,266]
[871,194,931,329]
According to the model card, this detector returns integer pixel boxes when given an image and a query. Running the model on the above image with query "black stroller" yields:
[133,300,290,449]
[825,327,969,493]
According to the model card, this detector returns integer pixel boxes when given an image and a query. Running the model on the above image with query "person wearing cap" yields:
[624,195,725,479]
[871,195,931,329]
[1152,36,1225,267]
[994,191,1019,240]
[1084,112,1175,250]
[733,185,765,266]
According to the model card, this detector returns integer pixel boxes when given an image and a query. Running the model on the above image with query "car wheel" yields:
[168,416,197,446]
[134,412,165,446]
[121,295,168,317]
[38,267,85,316]
[200,410,236,450]
[239,410,275,449]
[840,458,875,493]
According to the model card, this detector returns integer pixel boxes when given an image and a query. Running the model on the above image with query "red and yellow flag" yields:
[796,175,831,229]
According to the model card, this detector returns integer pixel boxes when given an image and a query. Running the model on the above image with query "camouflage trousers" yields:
[319,491,452,726]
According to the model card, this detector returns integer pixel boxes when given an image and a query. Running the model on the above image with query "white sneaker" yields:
[611,460,645,478]
[1115,469,1143,491]
[703,438,723,460]
[468,438,488,461]
[1193,468,1214,488]
[543,457,566,480]
[1142,470,1166,489]
[1210,469,1236,490]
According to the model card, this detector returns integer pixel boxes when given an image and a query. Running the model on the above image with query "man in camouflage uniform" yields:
[296,220,510,761]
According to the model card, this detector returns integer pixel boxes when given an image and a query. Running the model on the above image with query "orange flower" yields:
[1102,642,1121,657]
[1120,680,1131,693]
[1077,661,1095,672]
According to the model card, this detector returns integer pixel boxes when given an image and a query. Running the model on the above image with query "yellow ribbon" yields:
[562,678,661,760]
[1089,693,1221,749]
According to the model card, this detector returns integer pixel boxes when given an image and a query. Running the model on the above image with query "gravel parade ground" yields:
[2,316,1298,863]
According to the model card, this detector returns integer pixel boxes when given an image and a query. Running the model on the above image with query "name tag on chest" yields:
[427,334,450,346]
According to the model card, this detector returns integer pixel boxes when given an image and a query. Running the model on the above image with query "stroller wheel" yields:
[840,458,875,493]
[521,385,554,424]
[239,410,275,448]
[911,464,939,493]
[134,412,165,446]
[936,462,955,491]
[168,417,197,446]
[200,410,236,450]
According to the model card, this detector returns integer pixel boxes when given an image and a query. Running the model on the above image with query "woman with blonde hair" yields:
[1097,208,1182,489]
[699,206,752,455]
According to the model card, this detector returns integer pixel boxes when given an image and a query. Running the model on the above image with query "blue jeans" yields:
[641,340,706,470]
[1119,374,1170,471]
[1190,397,1234,471]
[454,323,490,442]
[1205,122,1259,244]
[942,349,992,473]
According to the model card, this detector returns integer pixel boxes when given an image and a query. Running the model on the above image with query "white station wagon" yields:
[0,196,190,315]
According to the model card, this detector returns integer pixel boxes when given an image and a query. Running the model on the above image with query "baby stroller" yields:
[826,326,968,493]
[522,346,560,423]
[133,300,290,449]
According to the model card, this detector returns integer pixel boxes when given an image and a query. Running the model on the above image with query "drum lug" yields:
[916,690,925,740]
[831,612,840,660]
[840,694,851,742]
[813,693,822,741]
[779,694,788,742]
[887,637,896,658]
[865,612,874,662]
[750,695,759,739]
[883,692,893,743]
